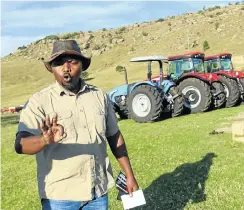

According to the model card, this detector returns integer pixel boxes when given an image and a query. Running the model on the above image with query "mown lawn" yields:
[1,106,244,210]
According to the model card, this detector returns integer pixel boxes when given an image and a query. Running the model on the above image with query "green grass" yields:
[2,106,244,210]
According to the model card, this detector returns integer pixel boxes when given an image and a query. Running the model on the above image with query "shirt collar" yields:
[55,80,89,96]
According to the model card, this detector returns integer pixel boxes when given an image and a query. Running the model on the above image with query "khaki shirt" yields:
[18,81,119,201]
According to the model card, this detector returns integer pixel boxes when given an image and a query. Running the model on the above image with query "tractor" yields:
[204,53,243,106]
[107,56,184,123]
[152,52,226,113]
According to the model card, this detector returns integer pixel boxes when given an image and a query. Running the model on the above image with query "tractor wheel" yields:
[128,85,162,123]
[179,78,212,113]
[211,81,226,109]
[168,86,184,117]
[218,75,240,108]
[239,78,244,102]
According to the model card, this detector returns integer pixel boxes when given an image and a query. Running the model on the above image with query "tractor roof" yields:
[168,51,204,61]
[130,56,168,63]
[204,52,232,61]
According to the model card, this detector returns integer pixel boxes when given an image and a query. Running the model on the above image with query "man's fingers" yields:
[127,187,133,197]
[46,114,51,128]
[40,121,47,134]
[52,113,58,126]
[57,124,64,136]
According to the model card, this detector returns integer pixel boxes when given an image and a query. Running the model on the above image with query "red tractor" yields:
[153,52,226,113]
[204,53,243,106]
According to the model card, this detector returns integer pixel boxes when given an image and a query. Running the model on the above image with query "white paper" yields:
[121,190,146,210]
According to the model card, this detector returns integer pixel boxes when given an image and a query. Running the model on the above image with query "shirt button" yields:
[84,126,87,129]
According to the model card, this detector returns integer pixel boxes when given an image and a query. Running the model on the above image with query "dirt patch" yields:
[215,112,244,134]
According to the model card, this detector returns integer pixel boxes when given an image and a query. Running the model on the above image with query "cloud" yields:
[2,2,144,29]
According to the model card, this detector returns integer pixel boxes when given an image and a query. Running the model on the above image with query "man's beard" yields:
[62,78,81,91]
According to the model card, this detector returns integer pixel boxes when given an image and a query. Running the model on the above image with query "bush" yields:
[45,35,59,40]
[60,32,80,39]
[207,6,221,12]
[142,31,148,36]
[241,6,244,10]
[156,18,164,22]
[115,65,124,72]
[81,71,89,79]
[118,27,126,33]
[215,22,220,30]
[34,39,42,45]
[168,22,172,26]
[203,40,210,51]
[18,45,27,50]
[209,14,214,18]
[216,11,224,16]
[102,28,107,31]
[198,10,204,15]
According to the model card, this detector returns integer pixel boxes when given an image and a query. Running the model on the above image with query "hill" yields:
[2,4,244,107]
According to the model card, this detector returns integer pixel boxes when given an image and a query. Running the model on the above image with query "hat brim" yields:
[42,50,91,72]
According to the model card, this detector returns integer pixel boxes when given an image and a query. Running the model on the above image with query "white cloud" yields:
[2,2,144,29]
[1,35,45,57]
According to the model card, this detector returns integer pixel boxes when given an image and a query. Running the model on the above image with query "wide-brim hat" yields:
[42,40,91,72]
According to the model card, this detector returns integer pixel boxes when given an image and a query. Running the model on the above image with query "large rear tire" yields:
[211,81,226,109]
[168,86,184,117]
[218,75,240,108]
[128,85,162,123]
[179,78,212,113]
[239,78,244,102]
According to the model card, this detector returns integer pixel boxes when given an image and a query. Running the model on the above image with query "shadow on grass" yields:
[136,153,217,210]
[1,114,20,127]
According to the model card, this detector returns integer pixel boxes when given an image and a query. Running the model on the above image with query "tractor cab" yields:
[204,53,243,106]
[204,53,234,73]
[168,52,206,80]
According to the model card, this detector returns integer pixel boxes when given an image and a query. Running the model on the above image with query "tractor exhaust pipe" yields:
[123,66,128,85]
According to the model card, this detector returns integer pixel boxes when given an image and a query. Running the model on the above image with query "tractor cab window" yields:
[181,58,193,73]
[204,61,211,73]
[168,59,193,78]
[220,58,233,71]
[192,58,204,73]
[209,59,220,73]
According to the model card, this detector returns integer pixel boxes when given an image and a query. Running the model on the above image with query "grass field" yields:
[1,105,244,210]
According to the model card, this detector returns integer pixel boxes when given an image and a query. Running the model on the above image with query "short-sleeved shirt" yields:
[17,80,119,201]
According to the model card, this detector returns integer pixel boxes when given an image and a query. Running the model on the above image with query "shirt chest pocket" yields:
[94,105,106,138]
[54,110,77,143]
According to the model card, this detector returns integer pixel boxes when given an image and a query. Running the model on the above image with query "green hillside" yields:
[2,4,244,107]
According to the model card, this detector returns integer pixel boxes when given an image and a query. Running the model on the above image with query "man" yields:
[15,40,138,210]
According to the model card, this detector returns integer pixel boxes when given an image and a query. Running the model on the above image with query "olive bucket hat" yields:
[42,40,91,72]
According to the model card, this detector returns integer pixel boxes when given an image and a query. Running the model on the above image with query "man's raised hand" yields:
[40,113,66,144]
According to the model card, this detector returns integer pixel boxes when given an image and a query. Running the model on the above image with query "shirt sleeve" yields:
[17,94,45,136]
[104,93,119,137]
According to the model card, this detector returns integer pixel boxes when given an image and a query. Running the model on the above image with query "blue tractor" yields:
[107,56,184,123]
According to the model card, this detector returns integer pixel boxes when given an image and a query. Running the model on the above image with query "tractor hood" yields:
[215,70,242,79]
[232,70,244,78]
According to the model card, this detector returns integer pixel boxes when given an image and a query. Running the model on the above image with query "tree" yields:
[203,40,210,51]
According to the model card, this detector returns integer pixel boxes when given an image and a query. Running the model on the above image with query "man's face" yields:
[50,55,83,90]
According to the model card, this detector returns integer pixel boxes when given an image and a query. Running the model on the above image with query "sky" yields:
[1,0,231,57]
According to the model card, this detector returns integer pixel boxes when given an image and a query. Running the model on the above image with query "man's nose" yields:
[63,61,72,72]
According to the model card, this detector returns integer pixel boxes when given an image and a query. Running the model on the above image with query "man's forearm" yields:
[107,131,135,178]
[15,132,46,155]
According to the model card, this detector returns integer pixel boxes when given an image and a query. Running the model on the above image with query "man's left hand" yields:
[126,175,139,196]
